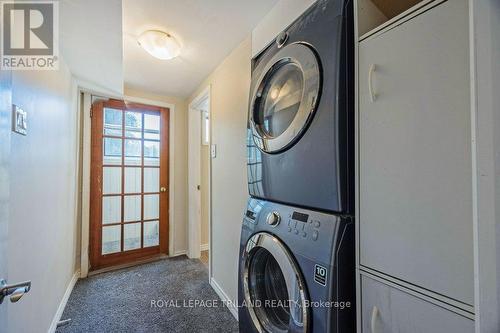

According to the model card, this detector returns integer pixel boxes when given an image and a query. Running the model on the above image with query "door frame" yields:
[77,89,176,276]
[187,86,211,269]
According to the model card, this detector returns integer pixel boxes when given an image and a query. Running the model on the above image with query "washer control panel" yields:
[286,211,322,241]
[243,198,349,273]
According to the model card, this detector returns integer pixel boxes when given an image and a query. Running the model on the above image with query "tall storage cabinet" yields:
[356,0,475,331]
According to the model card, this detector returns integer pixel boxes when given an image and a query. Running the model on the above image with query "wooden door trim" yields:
[89,99,169,271]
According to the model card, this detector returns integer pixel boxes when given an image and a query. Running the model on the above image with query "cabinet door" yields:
[359,0,473,305]
[361,276,474,333]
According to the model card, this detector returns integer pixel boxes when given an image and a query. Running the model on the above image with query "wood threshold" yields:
[88,254,169,276]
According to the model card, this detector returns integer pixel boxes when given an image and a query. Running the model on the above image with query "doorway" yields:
[89,99,169,270]
[188,87,211,270]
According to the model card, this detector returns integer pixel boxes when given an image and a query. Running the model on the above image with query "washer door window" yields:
[251,43,321,153]
[243,233,309,333]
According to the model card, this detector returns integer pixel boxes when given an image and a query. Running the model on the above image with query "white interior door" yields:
[188,107,201,258]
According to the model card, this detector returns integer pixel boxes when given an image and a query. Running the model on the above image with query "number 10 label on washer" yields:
[314,264,327,286]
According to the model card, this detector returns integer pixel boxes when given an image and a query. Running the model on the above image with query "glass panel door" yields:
[90,100,169,270]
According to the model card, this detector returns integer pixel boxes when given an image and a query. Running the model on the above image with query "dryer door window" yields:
[251,43,321,153]
[257,62,304,138]
[243,232,309,333]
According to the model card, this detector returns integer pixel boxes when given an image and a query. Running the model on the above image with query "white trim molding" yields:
[469,0,500,331]
[200,243,209,251]
[172,250,187,257]
[210,278,238,320]
[48,270,80,333]
[187,85,212,261]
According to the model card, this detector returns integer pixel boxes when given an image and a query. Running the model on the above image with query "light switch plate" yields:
[12,105,27,135]
[211,144,217,158]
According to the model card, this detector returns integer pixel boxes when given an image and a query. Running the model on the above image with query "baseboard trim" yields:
[200,243,209,251]
[210,278,238,321]
[172,250,187,257]
[48,269,80,333]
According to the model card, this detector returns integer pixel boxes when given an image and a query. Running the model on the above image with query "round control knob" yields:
[266,212,281,226]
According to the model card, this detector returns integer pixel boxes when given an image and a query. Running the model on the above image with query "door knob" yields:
[160,187,167,192]
[0,279,31,304]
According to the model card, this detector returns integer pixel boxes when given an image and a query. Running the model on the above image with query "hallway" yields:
[57,257,237,333]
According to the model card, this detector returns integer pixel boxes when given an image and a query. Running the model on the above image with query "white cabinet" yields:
[361,275,474,333]
[358,0,473,307]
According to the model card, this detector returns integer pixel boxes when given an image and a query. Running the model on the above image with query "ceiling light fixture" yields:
[137,30,181,60]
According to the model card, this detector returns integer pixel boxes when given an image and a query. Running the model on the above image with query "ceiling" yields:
[60,0,124,95]
[123,0,279,98]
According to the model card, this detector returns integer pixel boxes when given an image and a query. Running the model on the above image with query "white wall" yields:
[189,36,252,305]
[251,0,317,57]
[124,87,189,256]
[0,66,12,333]
[8,59,79,333]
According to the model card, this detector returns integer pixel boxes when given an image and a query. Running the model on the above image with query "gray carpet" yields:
[57,256,238,333]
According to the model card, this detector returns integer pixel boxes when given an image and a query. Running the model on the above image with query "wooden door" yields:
[90,99,169,270]
[358,0,473,305]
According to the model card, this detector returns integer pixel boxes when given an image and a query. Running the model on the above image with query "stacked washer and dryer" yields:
[238,0,355,332]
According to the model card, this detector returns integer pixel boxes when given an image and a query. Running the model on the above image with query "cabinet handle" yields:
[368,64,377,102]
[370,306,379,333]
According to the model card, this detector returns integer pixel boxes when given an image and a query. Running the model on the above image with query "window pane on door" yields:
[102,196,121,224]
[124,167,141,193]
[125,139,142,165]
[104,108,122,136]
[144,221,159,247]
[102,225,121,254]
[144,141,160,166]
[144,194,159,220]
[103,167,121,194]
[103,138,122,165]
[125,112,142,138]
[144,168,159,193]
[124,223,141,251]
[144,114,160,140]
[124,195,141,222]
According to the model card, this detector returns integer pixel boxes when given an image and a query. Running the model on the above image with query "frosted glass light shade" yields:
[138,30,181,60]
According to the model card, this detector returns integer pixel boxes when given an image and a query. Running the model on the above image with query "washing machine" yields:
[238,198,355,333]
[247,0,354,213]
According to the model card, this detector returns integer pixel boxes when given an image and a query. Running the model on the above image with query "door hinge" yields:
[90,107,93,118]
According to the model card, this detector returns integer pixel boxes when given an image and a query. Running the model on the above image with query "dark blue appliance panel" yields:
[238,198,355,333]
[247,0,354,214]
